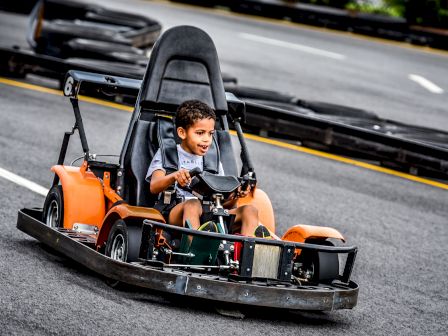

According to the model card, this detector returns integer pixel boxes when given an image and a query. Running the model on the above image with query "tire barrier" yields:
[171,0,448,50]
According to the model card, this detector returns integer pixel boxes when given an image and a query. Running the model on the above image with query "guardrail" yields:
[171,0,448,50]
[244,101,448,180]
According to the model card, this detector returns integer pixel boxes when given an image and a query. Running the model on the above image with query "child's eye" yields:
[196,131,205,135]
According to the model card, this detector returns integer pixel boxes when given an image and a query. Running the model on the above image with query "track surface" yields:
[0,1,447,335]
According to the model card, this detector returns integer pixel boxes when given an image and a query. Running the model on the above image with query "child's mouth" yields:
[198,145,208,152]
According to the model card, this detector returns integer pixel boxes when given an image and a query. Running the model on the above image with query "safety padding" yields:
[51,165,105,230]
[237,188,275,234]
[96,203,165,250]
[282,224,345,244]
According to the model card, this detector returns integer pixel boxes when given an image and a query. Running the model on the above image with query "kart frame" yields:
[18,208,358,310]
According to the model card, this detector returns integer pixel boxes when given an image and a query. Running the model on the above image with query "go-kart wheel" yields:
[298,240,339,285]
[105,219,141,262]
[43,185,64,228]
[104,220,141,288]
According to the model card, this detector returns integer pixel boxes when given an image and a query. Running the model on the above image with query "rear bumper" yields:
[17,208,358,311]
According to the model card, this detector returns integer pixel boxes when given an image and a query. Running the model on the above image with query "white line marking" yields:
[0,166,48,196]
[239,32,346,60]
[408,74,444,94]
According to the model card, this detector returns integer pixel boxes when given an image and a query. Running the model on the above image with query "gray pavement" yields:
[0,74,447,336]
[0,1,447,335]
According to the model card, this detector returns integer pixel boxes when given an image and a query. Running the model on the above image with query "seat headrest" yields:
[138,26,228,115]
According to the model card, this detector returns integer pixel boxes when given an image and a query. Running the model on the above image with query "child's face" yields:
[177,117,215,156]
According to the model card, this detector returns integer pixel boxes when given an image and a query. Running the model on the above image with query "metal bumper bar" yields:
[17,208,358,311]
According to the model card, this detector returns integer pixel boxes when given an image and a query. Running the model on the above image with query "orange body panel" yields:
[51,165,106,230]
[237,188,276,233]
[96,204,165,250]
[107,204,165,222]
[282,224,345,255]
[282,224,345,243]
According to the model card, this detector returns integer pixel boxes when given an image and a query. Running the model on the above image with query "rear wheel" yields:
[43,185,64,228]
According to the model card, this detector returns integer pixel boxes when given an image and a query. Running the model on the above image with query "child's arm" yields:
[150,169,192,195]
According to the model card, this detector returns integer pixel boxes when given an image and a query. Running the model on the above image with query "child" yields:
[146,100,269,237]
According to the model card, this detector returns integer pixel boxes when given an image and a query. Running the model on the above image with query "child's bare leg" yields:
[229,205,259,236]
[168,199,202,229]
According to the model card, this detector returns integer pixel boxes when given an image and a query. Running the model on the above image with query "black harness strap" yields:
[157,116,178,174]
[203,134,220,174]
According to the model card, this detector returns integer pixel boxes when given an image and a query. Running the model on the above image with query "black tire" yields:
[105,220,141,263]
[104,220,141,288]
[43,185,64,228]
[299,240,340,285]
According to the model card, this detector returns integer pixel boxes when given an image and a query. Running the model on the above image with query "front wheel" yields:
[105,220,141,262]
[104,220,141,288]
[43,185,64,228]
[295,240,340,285]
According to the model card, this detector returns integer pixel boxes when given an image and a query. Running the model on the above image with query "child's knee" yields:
[184,199,202,213]
[240,204,258,217]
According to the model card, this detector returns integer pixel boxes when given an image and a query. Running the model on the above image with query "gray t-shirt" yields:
[146,144,224,199]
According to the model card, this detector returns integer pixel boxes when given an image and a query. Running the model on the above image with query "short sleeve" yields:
[145,149,166,182]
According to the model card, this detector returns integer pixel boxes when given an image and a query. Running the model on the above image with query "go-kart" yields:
[17,25,358,311]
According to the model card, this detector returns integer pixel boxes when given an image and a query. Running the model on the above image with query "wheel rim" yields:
[110,233,126,261]
[45,199,59,228]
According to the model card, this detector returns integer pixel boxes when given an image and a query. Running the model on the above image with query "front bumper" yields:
[17,208,358,311]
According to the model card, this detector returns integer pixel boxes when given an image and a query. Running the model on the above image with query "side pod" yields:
[282,224,345,255]
[96,204,165,251]
[51,165,106,230]
[282,224,345,246]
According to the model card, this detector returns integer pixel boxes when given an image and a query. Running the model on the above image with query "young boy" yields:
[146,100,268,237]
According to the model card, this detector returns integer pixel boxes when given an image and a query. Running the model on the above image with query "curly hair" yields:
[175,100,216,129]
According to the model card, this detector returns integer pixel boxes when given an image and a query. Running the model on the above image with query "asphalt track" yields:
[0,1,447,335]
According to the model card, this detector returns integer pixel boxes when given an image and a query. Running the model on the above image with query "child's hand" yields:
[236,185,251,198]
[174,169,191,187]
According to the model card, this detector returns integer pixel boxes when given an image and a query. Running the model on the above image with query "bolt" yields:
[197,285,201,290]
[287,249,291,253]
[246,268,251,272]
[117,171,122,177]
[285,272,288,275]
[229,245,234,251]
[249,245,253,249]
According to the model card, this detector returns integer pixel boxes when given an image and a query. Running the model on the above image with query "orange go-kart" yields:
[17,26,358,311]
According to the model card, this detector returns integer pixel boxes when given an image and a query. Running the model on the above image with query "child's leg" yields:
[229,204,259,236]
[168,199,203,229]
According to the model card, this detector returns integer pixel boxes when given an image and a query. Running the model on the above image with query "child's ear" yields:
[177,127,186,140]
